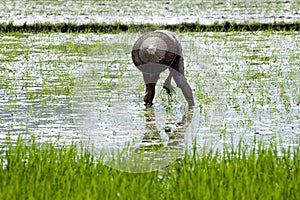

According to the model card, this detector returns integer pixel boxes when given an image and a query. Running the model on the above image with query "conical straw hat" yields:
[132,31,177,73]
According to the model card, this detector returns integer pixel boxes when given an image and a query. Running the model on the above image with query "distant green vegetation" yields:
[0,21,299,33]
[0,137,299,200]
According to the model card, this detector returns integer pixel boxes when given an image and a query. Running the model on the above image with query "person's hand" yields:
[163,84,175,96]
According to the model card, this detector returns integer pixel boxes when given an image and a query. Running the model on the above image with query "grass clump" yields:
[0,21,299,34]
[0,137,299,200]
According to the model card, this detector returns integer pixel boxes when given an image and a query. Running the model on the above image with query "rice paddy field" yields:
[0,0,300,199]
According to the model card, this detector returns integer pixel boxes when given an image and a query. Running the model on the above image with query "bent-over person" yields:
[132,30,195,107]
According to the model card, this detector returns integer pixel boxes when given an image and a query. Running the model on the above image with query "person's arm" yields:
[163,70,175,96]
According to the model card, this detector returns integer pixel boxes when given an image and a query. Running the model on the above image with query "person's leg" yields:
[143,72,160,106]
[172,56,195,107]
[180,82,195,107]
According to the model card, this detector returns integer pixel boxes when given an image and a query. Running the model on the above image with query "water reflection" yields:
[102,106,195,173]
[141,107,193,149]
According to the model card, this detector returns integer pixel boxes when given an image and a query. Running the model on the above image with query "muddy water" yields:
[0,0,299,25]
[0,31,299,171]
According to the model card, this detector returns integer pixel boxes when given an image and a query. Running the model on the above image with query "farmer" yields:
[132,30,195,107]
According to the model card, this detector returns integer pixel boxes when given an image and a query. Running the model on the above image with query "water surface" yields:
[0,31,299,171]
[0,0,299,25]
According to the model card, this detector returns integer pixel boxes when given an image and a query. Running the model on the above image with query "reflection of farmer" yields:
[142,107,194,148]
[132,30,195,107]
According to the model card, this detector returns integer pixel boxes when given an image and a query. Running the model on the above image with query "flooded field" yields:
[0,0,299,25]
[0,31,299,171]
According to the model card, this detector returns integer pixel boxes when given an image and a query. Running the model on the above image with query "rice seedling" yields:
[0,136,299,200]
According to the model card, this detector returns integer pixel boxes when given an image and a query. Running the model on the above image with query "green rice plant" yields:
[0,136,299,200]
[167,142,300,200]
[0,136,165,200]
